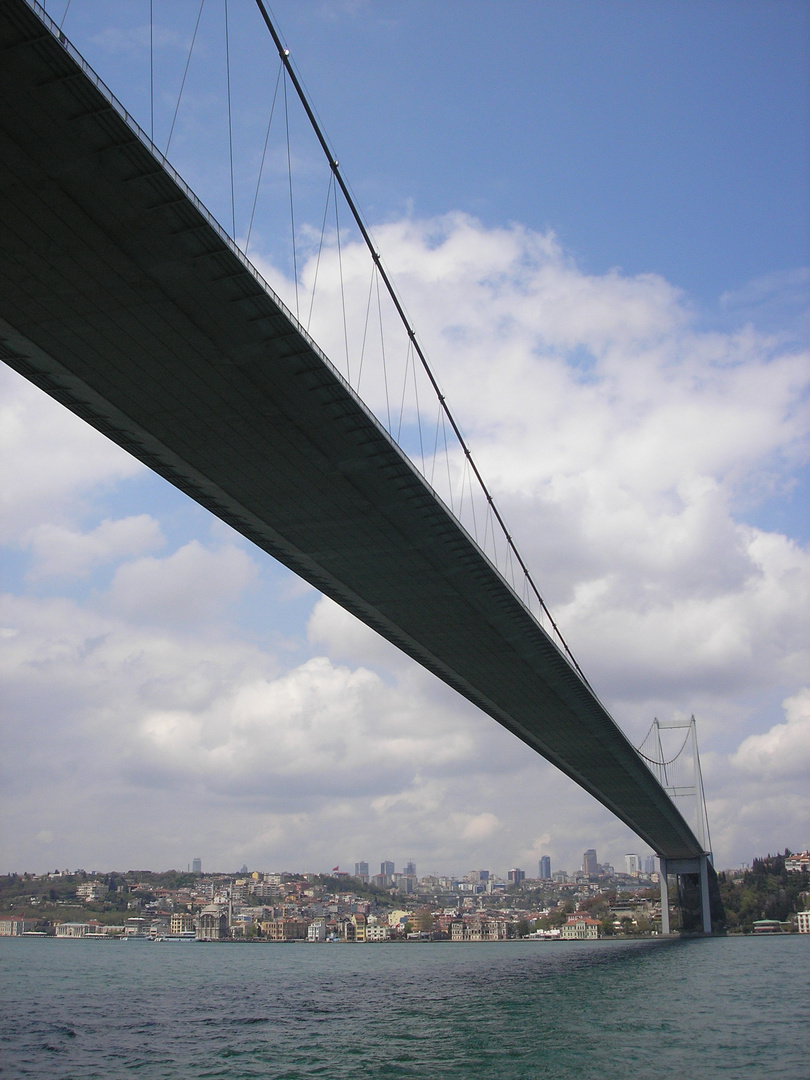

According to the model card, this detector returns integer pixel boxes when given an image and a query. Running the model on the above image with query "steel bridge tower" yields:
[639,716,718,933]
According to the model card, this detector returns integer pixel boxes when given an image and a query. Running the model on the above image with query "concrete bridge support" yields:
[658,854,713,935]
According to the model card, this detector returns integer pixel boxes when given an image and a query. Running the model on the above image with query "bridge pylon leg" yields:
[658,856,671,935]
[658,854,714,935]
[699,853,712,935]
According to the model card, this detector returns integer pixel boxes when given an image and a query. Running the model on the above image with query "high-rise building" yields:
[625,853,641,877]
[355,861,369,881]
[539,856,551,880]
[381,860,394,879]
[582,849,598,876]
[404,860,416,877]
[192,857,202,875]
[508,868,525,885]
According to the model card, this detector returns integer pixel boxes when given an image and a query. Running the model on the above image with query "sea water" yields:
[1,935,807,1078]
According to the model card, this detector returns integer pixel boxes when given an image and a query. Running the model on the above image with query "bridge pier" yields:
[658,854,713,935]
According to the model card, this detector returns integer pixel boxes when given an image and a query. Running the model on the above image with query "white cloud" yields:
[26,516,164,580]
[732,688,810,779]
[105,540,258,624]
[0,370,143,543]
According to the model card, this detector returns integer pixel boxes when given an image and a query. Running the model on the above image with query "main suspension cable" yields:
[251,0,590,689]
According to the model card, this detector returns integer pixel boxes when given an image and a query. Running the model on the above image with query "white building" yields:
[55,922,93,938]
[561,916,601,940]
[76,881,105,902]
[307,919,327,942]
[625,854,641,877]
[797,911,810,934]
[365,924,391,942]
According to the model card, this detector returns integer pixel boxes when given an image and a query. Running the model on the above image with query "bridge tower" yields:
[639,716,716,934]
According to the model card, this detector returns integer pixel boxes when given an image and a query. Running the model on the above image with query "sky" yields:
[1,0,809,878]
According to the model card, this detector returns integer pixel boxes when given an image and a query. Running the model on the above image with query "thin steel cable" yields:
[356,265,375,394]
[441,409,454,515]
[411,343,426,474]
[149,0,154,142]
[306,173,335,332]
[225,0,236,238]
[282,72,299,318]
[245,62,282,254]
[166,0,205,155]
[375,272,391,433]
[59,0,71,30]
[396,340,413,443]
[333,188,351,384]
[430,409,441,488]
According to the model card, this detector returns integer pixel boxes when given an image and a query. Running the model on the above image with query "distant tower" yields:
[582,849,598,876]
[625,853,641,877]
[508,868,525,885]
[404,860,416,877]
[539,856,551,880]
[192,857,202,875]
[381,860,394,879]
[355,861,369,881]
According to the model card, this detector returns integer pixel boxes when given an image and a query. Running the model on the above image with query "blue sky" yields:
[2,0,808,877]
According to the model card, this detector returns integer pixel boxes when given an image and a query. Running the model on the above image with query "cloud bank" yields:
[2,213,808,874]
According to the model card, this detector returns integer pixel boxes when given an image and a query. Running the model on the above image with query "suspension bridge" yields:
[0,0,721,931]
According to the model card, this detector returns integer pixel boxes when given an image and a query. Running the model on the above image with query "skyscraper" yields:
[582,849,598,876]
[192,857,202,875]
[625,853,641,877]
[381,860,394,879]
[508,868,525,885]
[539,855,551,880]
[355,861,369,881]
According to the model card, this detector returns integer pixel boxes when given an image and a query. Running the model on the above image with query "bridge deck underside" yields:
[0,0,702,860]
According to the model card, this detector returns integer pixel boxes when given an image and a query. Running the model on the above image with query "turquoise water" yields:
[1,936,807,1078]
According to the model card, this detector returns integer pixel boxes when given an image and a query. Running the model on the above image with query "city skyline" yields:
[2,0,808,876]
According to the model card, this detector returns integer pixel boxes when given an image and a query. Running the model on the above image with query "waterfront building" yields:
[752,920,785,934]
[55,922,97,938]
[0,916,37,936]
[561,916,601,940]
[124,917,148,937]
[170,912,194,934]
[796,911,810,934]
[308,918,327,942]
[539,856,551,880]
[365,924,391,942]
[260,917,310,941]
[196,906,228,941]
[450,917,509,942]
